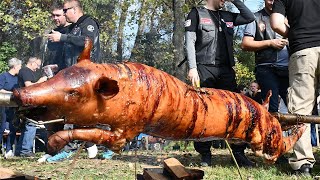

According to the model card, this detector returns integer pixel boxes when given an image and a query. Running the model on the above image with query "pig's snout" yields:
[12,88,36,106]
[12,89,23,106]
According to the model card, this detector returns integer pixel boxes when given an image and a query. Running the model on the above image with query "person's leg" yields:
[20,123,37,156]
[256,66,282,112]
[287,47,318,173]
[194,141,212,166]
[0,108,6,146]
[5,108,16,153]
[218,66,254,167]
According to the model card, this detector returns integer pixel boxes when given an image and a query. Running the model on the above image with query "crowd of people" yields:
[0,0,319,177]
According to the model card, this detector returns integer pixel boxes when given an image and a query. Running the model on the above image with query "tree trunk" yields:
[116,1,130,61]
[172,0,187,82]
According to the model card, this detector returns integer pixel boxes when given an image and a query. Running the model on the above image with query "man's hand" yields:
[46,30,62,42]
[188,68,200,88]
[269,39,288,50]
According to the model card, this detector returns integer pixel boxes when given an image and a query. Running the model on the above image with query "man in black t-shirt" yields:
[43,2,71,71]
[271,0,320,176]
[185,0,255,167]
[16,57,47,157]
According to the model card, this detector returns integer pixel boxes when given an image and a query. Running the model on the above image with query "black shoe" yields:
[200,153,212,166]
[232,152,255,167]
[295,164,312,176]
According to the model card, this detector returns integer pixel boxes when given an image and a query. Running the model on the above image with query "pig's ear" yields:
[77,37,92,63]
[94,77,119,99]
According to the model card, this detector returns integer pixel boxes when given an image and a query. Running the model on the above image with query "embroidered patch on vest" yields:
[200,18,213,24]
[87,25,95,32]
[185,19,191,27]
[226,22,234,28]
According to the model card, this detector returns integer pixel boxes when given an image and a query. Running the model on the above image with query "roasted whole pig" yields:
[12,40,305,163]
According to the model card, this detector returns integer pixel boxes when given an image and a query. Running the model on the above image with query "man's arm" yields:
[185,8,200,88]
[270,13,289,37]
[48,18,99,47]
[241,21,288,51]
[185,31,199,87]
[24,76,47,87]
[271,0,289,37]
[60,18,99,47]
[231,0,255,26]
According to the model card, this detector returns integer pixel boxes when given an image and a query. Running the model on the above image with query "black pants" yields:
[194,64,246,155]
[255,65,289,112]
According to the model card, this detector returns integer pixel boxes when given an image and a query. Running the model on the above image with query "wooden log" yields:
[163,158,190,179]
[143,168,170,180]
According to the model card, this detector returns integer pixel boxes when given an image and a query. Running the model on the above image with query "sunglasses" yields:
[63,7,73,13]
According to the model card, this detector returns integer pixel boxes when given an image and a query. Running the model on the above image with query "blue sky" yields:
[245,0,264,12]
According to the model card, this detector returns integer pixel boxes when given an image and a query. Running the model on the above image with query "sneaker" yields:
[101,149,114,160]
[37,154,52,163]
[46,151,74,163]
[87,144,98,159]
[4,150,14,159]
[3,129,10,134]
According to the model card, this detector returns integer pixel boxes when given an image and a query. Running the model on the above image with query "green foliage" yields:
[235,62,255,87]
[0,42,17,72]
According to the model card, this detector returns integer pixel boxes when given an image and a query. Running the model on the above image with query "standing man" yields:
[271,0,319,176]
[0,58,22,158]
[16,57,47,157]
[185,0,255,167]
[47,0,100,66]
[241,0,289,113]
[43,2,71,70]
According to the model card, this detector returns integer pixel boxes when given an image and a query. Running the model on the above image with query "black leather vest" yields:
[195,7,235,67]
[254,9,277,64]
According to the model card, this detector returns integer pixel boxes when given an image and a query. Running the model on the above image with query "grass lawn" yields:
[1,141,319,179]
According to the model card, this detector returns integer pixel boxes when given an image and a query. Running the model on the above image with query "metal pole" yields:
[0,92,18,107]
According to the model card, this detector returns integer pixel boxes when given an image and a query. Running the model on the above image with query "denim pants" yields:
[255,65,289,112]
[5,108,17,152]
[0,107,5,145]
[16,122,37,155]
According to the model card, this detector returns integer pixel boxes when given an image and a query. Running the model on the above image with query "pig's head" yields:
[12,38,121,126]
[12,60,120,126]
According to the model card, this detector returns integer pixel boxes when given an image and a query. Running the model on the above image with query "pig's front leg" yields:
[47,128,136,154]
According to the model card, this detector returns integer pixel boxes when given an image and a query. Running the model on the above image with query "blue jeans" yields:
[0,107,6,145]
[16,122,37,155]
[311,123,317,146]
[255,65,289,112]
[5,108,17,152]
[0,107,17,152]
